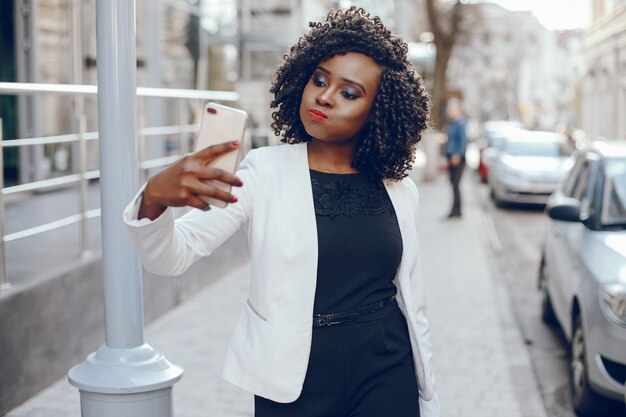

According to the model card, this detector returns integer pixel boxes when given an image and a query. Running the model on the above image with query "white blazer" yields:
[124,143,440,416]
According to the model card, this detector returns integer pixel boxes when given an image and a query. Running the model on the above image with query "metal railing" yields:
[0,82,240,291]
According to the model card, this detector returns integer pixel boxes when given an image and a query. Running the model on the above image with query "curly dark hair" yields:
[270,6,431,181]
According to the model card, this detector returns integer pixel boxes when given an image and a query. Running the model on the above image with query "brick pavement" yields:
[6,173,547,417]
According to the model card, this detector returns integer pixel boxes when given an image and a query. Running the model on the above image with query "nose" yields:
[315,90,333,108]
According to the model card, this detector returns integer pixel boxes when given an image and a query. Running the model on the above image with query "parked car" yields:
[539,141,626,416]
[477,120,523,182]
[488,130,574,206]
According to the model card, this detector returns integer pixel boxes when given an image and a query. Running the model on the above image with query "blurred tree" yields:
[425,0,465,129]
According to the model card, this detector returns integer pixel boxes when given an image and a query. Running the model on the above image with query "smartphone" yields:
[194,102,248,208]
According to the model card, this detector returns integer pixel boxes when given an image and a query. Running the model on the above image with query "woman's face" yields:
[299,52,383,145]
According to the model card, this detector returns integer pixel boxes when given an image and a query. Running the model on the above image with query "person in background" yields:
[444,98,468,218]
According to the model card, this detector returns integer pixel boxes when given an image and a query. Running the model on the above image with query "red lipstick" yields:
[308,109,328,122]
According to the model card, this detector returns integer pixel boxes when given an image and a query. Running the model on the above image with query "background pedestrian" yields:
[444,97,468,218]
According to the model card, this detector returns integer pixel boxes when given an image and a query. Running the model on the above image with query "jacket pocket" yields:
[246,299,268,322]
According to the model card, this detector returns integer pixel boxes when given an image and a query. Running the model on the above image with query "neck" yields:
[307,140,359,174]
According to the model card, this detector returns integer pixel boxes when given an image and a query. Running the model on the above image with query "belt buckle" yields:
[320,315,333,326]
[313,314,334,327]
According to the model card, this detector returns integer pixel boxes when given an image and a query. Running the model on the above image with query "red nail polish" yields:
[232,197,238,203]
[231,140,239,147]
[237,181,243,187]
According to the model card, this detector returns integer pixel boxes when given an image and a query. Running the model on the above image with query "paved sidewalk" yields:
[420,175,546,417]
[6,173,547,417]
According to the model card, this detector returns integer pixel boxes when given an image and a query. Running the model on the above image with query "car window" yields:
[564,155,600,224]
[564,157,593,198]
[563,157,585,197]
[573,161,592,200]
[579,159,600,220]
[600,159,626,228]
[504,140,569,157]
[488,135,507,148]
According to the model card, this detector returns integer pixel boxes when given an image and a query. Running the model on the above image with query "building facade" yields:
[583,0,626,140]
[445,3,564,130]
[3,0,202,185]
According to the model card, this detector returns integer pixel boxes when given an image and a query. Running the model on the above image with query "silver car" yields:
[539,141,626,416]
[487,130,574,206]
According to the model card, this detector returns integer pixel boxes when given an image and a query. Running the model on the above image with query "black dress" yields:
[254,170,421,417]
[310,169,402,314]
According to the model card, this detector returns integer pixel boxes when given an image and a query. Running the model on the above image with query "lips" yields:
[308,109,328,122]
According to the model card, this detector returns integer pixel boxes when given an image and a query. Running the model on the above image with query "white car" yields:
[488,130,574,206]
[478,121,525,182]
[539,141,626,416]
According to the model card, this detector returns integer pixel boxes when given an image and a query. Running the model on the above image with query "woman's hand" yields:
[138,141,243,220]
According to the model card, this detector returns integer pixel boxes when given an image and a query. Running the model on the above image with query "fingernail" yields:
[203,206,212,211]
[232,197,238,203]
[231,140,239,147]
[237,181,243,187]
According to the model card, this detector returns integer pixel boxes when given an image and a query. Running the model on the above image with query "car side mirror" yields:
[546,197,581,222]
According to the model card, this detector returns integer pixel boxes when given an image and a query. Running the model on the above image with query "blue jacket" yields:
[445,118,468,158]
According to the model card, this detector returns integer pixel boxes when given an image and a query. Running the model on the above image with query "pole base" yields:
[79,387,173,417]
[68,343,183,394]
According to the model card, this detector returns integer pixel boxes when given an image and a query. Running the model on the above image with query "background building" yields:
[553,29,586,134]
[444,2,580,131]
[583,0,626,140]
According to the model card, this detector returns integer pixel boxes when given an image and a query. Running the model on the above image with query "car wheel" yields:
[490,186,503,208]
[538,256,557,325]
[569,314,614,416]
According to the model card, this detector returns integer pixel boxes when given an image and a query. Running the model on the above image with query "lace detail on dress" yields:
[311,177,396,218]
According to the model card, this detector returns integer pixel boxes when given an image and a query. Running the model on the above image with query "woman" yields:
[125,7,439,417]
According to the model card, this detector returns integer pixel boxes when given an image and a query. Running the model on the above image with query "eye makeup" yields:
[310,70,363,100]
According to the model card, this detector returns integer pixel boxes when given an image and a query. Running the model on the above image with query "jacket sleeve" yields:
[406,178,440,416]
[420,392,440,417]
[122,149,260,276]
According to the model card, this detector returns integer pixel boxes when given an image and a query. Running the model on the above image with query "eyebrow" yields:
[316,66,367,95]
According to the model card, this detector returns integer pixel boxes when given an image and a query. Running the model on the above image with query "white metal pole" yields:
[68,1,182,415]
[96,0,143,350]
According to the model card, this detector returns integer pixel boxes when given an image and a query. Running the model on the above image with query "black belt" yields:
[312,297,394,328]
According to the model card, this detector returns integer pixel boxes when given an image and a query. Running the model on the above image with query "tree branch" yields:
[448,1,463,47]
[425,0,443,44]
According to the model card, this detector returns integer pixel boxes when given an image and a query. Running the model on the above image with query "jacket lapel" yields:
[271,143,319,310]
